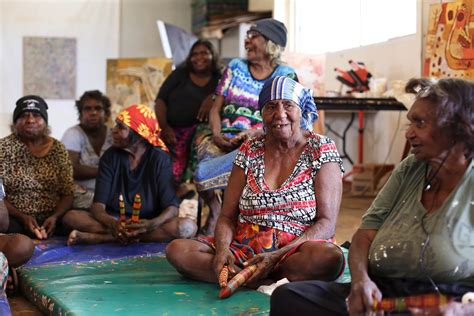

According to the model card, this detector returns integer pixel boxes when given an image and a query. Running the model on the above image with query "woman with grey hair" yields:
[194,18,298,236]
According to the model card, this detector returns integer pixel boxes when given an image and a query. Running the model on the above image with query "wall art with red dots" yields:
[424,0,474,79]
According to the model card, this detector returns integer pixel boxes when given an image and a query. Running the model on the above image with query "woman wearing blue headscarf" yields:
[167,76,346,287]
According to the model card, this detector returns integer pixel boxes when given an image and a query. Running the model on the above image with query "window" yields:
[293,0,416,54]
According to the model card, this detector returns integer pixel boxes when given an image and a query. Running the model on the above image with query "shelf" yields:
[313,97,407,111]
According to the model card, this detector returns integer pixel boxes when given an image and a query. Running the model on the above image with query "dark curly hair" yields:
[183,39,222,76]
[405,78,474,159]
[75,90,111,120]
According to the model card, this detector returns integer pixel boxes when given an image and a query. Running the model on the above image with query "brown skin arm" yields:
[245,162,343,283]
[67,150,98,180]
[154,98,176,145]
[3,199,40,235]
[213,165,247,276]
[0,200,9,232]
[209,95,233,151]
[347,229,381,315]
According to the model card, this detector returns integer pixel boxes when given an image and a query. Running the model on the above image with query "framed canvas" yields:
[23,37,76,99]
[106,58,173,120]
[424,0,474,79]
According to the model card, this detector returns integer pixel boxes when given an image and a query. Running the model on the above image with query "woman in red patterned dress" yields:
[166,76,345,286]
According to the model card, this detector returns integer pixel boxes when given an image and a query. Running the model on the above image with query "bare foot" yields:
[67,230,80,246]
[67,230,114,246]
[199,217,217,236]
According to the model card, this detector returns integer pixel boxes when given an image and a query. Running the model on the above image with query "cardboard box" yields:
[351,163,394,196]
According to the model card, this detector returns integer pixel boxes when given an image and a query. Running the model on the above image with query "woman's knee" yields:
[294,242,344,280]
[317,243,345,279]
[166,239,190,267]
[3,234,34,267]
[61,210,83,228]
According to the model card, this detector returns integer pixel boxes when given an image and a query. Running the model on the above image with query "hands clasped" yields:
[108,218,153,244]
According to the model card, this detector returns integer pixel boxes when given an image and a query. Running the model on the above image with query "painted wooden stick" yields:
[219,265,257,299]
[373,293,451,312]
[218,265,229,288]
[131,193,141,223]
[119,194,126,227]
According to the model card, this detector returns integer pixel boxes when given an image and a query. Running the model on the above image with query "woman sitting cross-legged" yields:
[63,104,197,245]
[166,76,345,288]
[0,95,74,240]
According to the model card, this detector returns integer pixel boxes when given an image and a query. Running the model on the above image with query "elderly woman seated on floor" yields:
[0,95,74,240]
[270,78,474,316]
[63,104,197,245]
[166,76,345,287]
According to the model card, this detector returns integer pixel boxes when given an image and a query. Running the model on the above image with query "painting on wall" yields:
[106,58,173,120]
[282,52,326,96]
[282,52,326,134]
[424,0,474,79]
[23,37,76,99]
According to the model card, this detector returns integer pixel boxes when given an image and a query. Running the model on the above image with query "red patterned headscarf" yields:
[116,104,168,151]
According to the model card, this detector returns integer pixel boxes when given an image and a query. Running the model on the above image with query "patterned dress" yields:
[199,132,344,265]
[0,134,74,223]
[217,58,298,135]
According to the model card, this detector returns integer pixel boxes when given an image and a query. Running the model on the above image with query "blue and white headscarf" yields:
[258,76,318,130]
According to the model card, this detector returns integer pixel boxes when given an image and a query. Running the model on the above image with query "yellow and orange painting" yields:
[106,58,173,120]
[424,0,474,79]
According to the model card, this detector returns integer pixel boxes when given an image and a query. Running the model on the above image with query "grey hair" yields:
[265,40,283,65]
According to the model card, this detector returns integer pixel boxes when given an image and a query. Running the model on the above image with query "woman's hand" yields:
[106,218,129,244]
[19,214,45,239]
[197,97,213,122]
[347,278,382,315]
[42,215,58,238]
[242,252,280,285]
[236,129,263,140]
[125,219,153,238]
[161,126,177,146]
[230,129,264,147]
[212,134,235,152]
[213,248,239,280]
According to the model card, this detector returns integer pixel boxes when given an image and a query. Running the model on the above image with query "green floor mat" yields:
[19,257,270,315]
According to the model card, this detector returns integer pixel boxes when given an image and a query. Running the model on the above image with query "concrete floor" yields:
[9,185,374,315]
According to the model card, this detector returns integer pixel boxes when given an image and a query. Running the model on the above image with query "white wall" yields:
[119,0,192,58]
[324,33,422,166]
[0,0,193,139]
[0,0,120,139]
[275,0,424,167]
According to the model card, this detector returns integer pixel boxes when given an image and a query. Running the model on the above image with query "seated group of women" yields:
[166,76,474,315]
[0,18,472,315]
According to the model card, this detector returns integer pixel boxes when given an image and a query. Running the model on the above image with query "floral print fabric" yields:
[116,104,167,150]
